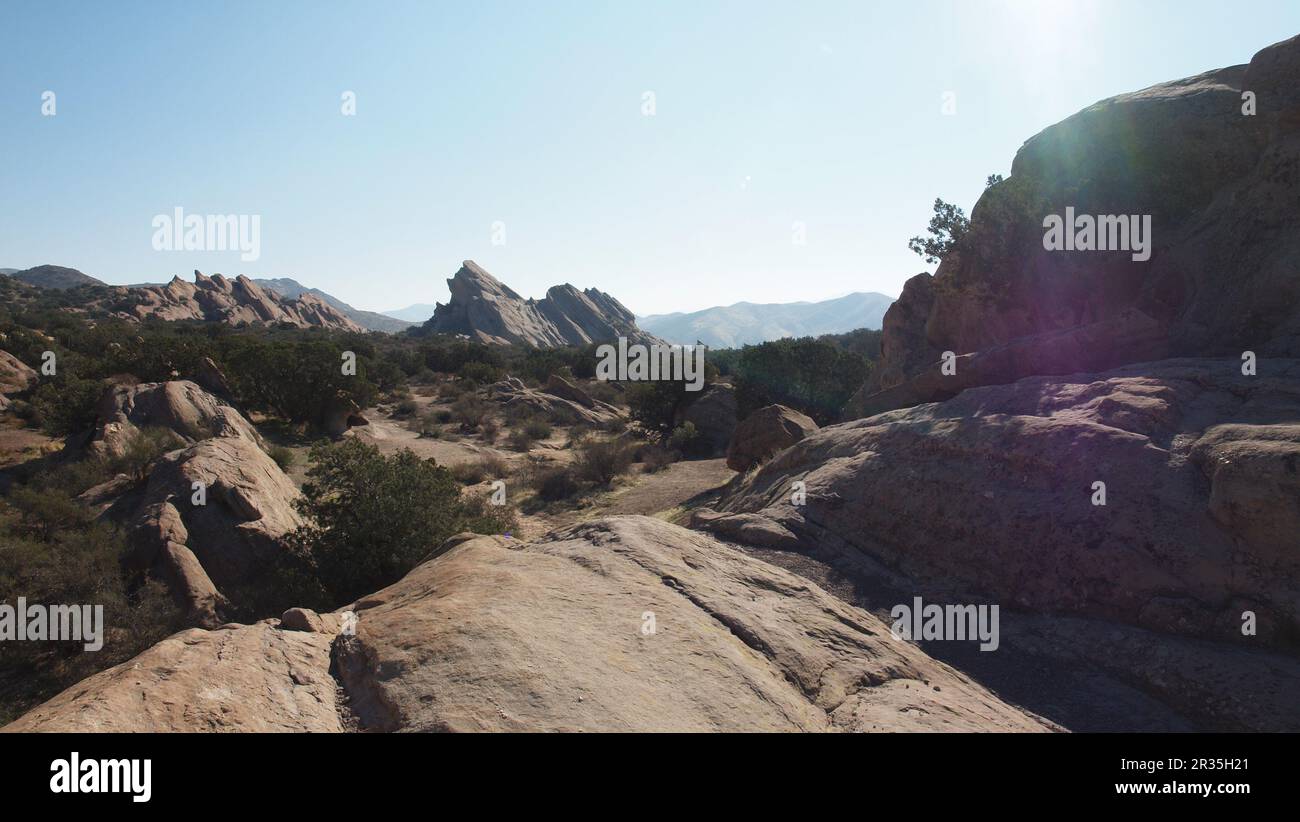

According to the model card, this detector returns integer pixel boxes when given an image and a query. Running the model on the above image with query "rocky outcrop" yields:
[119,271,364,332]
[715,358,1300,649]
[486,376,622,425]
[1,622,344,732]
[849,34,1300,417]
[424,261,659,347]
[88,379,260,460]
[726,404,819,471]
[674,383,737,454]
[0,349,38,410]
[6,517,1057,732]
[89,381,303,626]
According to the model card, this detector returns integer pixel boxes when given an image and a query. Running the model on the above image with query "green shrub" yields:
[667,421,709,457]
[393,398,420,418]
[286,439,516,606]
[573,438,634,486]
[110,426,185,483]
[523,418,552,441]
[449,455,508,486]
[451,395,491,430]
[267,445,296,471]
[530,465,579,501]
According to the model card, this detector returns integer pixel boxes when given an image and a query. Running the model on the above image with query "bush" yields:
[523,418,552,441]
[530,465,579,501]
[641,445,678,473]
[435,409,454,424]
[508,427,535,452]
[573,438,634,486]
[451,395,491,430]
[110,426,185,483]
[393,398,420,418]
[458,360,503,384]
[287,439,516,606]
[667,421,710,458]
[480,418,499,443]
[29,376,103,437]
[267,445,296,471]
[449,455,508,486]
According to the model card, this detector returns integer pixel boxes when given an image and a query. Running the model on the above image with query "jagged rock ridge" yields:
[122,271,364,332]
[424,260,658,347]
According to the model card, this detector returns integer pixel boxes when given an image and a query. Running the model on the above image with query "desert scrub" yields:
[573,438,634,486]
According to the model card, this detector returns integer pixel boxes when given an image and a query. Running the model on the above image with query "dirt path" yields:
[515,458,734,540]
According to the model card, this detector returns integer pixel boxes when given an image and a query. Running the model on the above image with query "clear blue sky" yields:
[2,1,1297,316]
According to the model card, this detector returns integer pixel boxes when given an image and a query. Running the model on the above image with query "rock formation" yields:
[673,383,737,454]
[486,376,622,425]
[712,359,1300,647]
[424,260,658,347]
[847,34,1300,417]
[0,349,38,411]
[5,517,1056,732]
[726,404,819,471]
[89,381,303,626]
[119,271,364,332]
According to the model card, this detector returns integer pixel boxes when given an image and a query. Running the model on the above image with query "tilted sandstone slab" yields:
[332,517,1055,732]
[715,358,1300,648]
[1,622,343,733]
[88,379,261,460]
[424,260,659,347]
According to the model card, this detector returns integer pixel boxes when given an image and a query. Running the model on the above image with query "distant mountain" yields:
[422,260,659,347]
[639,292,895,348]
[0,269,18,276]
[5,264,105,290]
[253,278,414,333]
[382,303,440,323]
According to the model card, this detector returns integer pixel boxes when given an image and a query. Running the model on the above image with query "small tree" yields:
[288,439,515,606]
[908,174,1005,265]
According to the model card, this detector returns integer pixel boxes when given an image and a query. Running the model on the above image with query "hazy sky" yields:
[3,1,1297,315]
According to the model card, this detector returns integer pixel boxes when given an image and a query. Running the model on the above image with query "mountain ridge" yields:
[639,291,894,348]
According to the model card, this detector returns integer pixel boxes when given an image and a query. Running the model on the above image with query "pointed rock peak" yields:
[194,270,211,283]
[448,260,520,300]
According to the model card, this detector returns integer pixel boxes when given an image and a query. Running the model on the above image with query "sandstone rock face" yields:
[851,34,1300,417]
[88,380,260,460]
[89,381,303,626]
[675,383,737,455]
[136,436,305,605]
[0,349,38,395]
[486,376,622,425]
[195,356,233,398]
[1,622,343,732]
[726,404,819,471]
[117,271,363,331]
[425,261,659,347]
[717,358,1300,648]
[7,517,1054,732]
[332,517,1054,732]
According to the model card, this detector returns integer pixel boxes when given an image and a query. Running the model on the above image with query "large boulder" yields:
[674,383,737,455]
[1,622,344,732]
[849,34,1300,417]
[726,404,819,471]
[88,379,260,460]
[715,358,1300,649]
[486,376,622,425]
[85,380,303,625]
[329,517,1055,732]
[0,349,38,396]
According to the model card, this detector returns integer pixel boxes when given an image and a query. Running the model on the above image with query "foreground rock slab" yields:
[2,623,343,733]
[334,516,1055,732]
